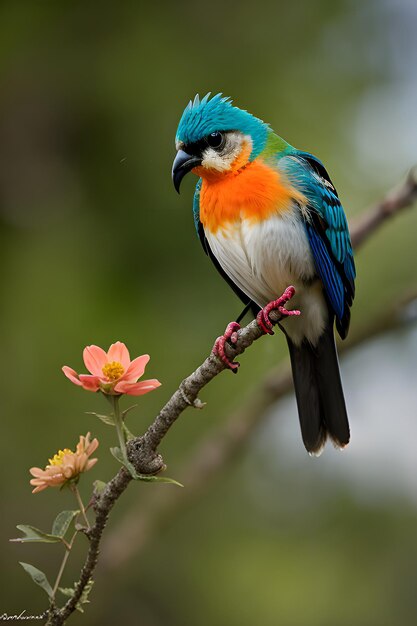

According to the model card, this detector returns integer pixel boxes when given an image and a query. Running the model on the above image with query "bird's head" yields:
[172,93,269,192]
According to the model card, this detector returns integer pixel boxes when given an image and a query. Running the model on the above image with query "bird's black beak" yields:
[172,150,202,194]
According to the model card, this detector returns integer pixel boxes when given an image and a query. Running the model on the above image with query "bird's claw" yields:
[256,286,300,335]
[213,322,241,372]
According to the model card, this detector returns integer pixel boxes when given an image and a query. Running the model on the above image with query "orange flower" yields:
[62,341,161,396]
[29,433,99,494]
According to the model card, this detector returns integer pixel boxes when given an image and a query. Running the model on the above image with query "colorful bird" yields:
[172,94,355,455]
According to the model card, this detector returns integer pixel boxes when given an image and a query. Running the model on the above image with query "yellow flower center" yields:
[48,448,73,466]
[102,360,125,381]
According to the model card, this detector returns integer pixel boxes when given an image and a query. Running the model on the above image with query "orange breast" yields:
[196,159,305,234]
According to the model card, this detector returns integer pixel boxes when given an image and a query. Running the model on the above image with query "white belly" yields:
[205,211,328,346]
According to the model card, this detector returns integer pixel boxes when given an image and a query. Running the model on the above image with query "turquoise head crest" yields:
[175,93,269,159]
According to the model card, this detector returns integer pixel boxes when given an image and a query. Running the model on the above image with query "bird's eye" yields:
[206,131,224,149]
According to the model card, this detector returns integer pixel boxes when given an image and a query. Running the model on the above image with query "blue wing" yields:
[282,151,355,339]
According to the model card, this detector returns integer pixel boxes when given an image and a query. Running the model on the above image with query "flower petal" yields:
[79,374,101,392]
[62,464,75,479]
[114,378,161,396]
[62,366,82,386]
[86,437,99,456]
[29,467,45,478]
[30,483,48,494]
[83,345,107,375]
[76,433,99,457]
[85,458,98,471]
[122,354,150,382]
[107,342,130,369]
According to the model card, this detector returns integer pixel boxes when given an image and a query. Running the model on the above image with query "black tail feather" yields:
[286,327,350,454]
[315,329,350,448]
[286,336,326,453]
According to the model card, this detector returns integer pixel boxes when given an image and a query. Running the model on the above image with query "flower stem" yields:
[112,395,127,462]
[52,531,77,599]
[71,484,90,530]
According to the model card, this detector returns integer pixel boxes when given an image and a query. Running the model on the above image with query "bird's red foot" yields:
[257,286,301,335]
[213,322,241,372]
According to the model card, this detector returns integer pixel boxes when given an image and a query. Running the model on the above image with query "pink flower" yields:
[62,341,161,396]
[29,433,99,494]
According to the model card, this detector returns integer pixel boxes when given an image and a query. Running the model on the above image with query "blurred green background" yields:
[1,1,417,624]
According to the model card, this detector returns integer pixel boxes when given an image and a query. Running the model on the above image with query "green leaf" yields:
[110,446,138,479]
[11,525,61,544]
[59,578,94,613]
[93,480,107,497]
[20,562,53,598]
[137,475,184,487]
[85,411,115,426]
[109,446,183,486]
[51,510,79,538]
[109,445,124,464]
[121,404,138,419]
[122,423,136,441]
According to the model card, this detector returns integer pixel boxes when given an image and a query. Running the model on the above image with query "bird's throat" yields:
[197,159,306,233]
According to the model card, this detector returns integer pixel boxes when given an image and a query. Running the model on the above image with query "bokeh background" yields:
[1,1,417,624]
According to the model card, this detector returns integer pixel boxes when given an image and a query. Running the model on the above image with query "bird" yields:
[172,93,355,455]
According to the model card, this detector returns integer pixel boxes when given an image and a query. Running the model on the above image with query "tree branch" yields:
[100,287,417,571]
[127,293,295,476]
[46,469,131,625]
[101,166,417,570]
[47,299,294,626]
[350,166,417,248]
[47,168,417,624]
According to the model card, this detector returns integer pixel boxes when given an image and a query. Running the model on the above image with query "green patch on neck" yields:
[261,131,292,159]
